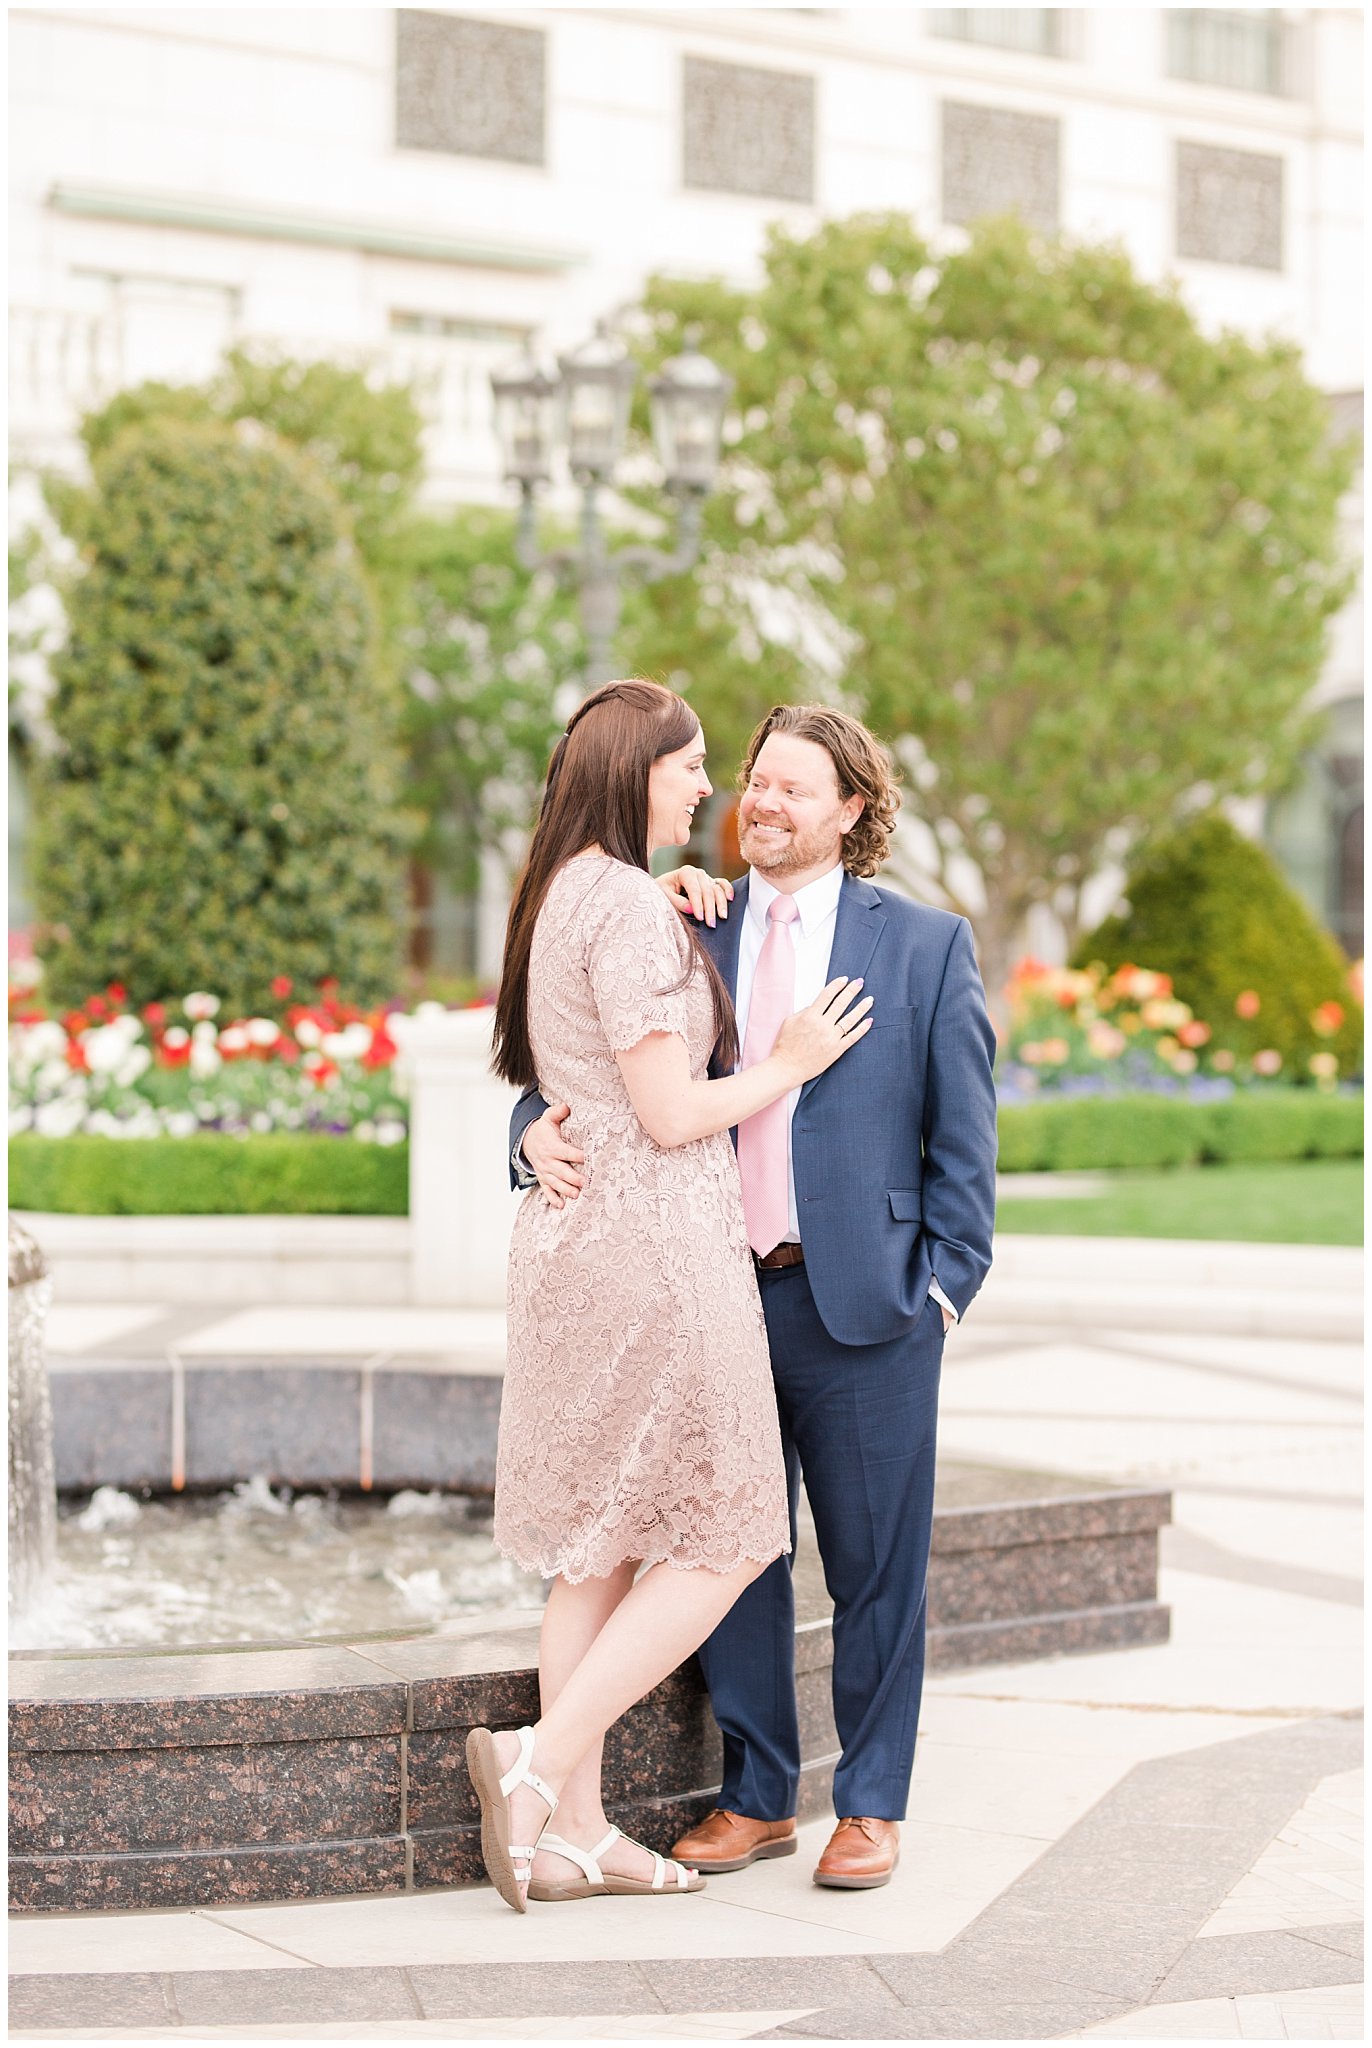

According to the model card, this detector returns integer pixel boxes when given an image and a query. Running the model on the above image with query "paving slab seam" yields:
[628,1959,672,2015]
[1071,1334,1366,1408]
[194,1911,326,1968]
[396,1966,426,2020]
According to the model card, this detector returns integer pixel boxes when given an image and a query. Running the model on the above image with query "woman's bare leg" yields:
[495,1554,768,1900]
[530,1565,634,1886]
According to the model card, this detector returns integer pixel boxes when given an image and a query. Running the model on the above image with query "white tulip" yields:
[15,1020,66,1066]
[34,1097,86,1137]
[83,1026,132,1074]
[322,1024,370,1062]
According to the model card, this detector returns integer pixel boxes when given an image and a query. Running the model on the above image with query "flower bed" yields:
[1001,958,1356,1102]
[8,972,430,1143]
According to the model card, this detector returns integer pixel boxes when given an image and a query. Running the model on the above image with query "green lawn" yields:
[996,1158,1363,1245]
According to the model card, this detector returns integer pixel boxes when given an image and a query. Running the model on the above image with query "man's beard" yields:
[740,818,835,876]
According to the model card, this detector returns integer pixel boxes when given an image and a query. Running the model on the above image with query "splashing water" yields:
[8,1223,58,1618]
[12,1483,546,1652]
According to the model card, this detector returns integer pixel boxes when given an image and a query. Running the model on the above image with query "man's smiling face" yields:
[737,733,865,890]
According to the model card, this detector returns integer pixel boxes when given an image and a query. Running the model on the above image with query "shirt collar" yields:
[747,860,845,939]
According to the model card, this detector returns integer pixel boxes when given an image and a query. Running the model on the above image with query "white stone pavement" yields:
[10,1248,1364,2042]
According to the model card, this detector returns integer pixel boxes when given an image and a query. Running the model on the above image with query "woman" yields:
[469,679,872,1912]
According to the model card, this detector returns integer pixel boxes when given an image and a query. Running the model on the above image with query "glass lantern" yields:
[490,354,557,485]
[648,340,733,493]
[556,324,638,481]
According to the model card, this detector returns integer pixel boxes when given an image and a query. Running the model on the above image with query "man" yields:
[510,704,997,1890]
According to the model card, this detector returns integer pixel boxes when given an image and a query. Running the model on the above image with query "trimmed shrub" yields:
[1199,1089,1363,1164]
[32,419,412,1015]
[1075,813,1363,1080]
[997,1089,1362,1174]
[997,1096,1205,1174]
[8,1135,409,1216]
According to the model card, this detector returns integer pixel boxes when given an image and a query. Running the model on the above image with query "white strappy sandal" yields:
[527,1823,706,1903]
[465,1724,559,1914]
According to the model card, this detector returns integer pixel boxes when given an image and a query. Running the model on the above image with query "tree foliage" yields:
[79,349,426,685]
[638,215,1355,992]
[32,420,412,1011]
[400,507,580,895]
[1075,811,1362,1079]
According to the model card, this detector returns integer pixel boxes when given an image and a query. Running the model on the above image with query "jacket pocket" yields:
[889,1188,922,1222]
[869,1004,918,1030]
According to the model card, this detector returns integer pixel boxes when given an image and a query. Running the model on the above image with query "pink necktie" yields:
[737,894,800,1256]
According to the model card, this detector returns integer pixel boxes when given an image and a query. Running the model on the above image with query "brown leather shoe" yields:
[813,1816,900,1889]
[670,1807,797,1872]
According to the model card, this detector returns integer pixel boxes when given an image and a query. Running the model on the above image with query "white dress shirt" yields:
[737,864,958,1325]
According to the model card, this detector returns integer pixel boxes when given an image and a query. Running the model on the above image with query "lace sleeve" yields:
[585,870,695,1054]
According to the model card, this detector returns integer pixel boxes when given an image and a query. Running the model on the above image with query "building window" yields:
[928,10,1065,58]
[395,11,545,166]
[682,55,816,203]
[1176,141,1283,270]
[390,312,529,346]
[1166,9,1287,97]
[941,101,1060,234]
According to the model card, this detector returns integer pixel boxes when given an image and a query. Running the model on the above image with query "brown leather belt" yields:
[754,1241,805,1270]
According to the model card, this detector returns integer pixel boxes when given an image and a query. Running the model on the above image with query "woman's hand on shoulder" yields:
[656,866,733,929]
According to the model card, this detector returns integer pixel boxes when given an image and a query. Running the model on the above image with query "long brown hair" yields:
[492,679,737,1088]
[741,703,901,877]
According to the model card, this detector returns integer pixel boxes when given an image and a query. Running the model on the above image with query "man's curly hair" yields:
[740,704,902,878]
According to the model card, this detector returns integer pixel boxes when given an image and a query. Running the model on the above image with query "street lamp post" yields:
[491,322,732,691]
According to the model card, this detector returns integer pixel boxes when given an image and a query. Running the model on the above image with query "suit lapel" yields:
[799,873,886,1103]
[706,873,747,999]
[700,874,747,1084]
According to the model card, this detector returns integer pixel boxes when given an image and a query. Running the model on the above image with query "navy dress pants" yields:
[696,1262,944,1823]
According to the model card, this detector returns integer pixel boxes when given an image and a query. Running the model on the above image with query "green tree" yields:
[32,420,412,1011]
[80,349,426,686]
[1076,811,1363,1079]
[639,216,1355,994]
[400,507,580,900]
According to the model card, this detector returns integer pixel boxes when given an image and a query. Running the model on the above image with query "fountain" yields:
[9,1138,1172,1913]
[8,1218,58,1619]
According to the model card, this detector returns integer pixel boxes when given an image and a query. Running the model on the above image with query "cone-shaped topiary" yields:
[1075,812,1363,1080]
[32,419,412,1015]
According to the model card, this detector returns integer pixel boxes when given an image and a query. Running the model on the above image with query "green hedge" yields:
[8,1135,409,1216]
[997,1090,1362,1175]
[9,1093,1360,1216]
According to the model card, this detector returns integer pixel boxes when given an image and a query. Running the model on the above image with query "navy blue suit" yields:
[510,870,997,1820]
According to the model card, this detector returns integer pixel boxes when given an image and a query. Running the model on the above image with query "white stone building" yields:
[8,5,1363,955]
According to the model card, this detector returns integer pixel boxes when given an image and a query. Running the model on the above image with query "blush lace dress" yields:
[495,854,790,1585]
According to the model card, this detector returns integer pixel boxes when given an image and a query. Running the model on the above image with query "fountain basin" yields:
[10,1465,1170,1912]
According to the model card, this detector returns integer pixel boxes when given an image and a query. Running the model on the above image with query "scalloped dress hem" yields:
[497,1538,793,1588]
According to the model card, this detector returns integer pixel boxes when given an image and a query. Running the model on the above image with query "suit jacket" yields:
[509,870,998,1349]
